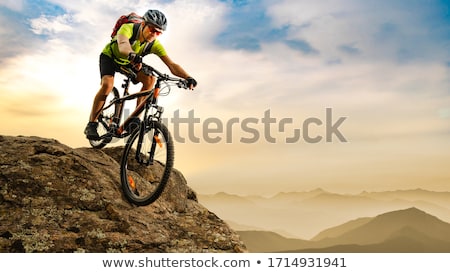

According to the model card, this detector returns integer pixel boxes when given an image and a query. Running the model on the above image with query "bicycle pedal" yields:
[100,134,113,141]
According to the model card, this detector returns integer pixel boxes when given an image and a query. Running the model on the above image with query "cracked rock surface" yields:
[0,135,246,253]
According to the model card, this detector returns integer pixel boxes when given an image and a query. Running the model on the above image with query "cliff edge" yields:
[0,135,246,253]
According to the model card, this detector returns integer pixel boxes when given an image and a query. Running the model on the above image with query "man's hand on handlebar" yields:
[128,52,142,64]
[128,52,143,71]
[186,77,197,90]
[125,59,197,91]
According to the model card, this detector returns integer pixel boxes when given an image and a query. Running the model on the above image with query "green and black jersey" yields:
[102,23,167,65]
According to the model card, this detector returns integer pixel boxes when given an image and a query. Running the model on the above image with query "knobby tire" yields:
[120,121,174,206]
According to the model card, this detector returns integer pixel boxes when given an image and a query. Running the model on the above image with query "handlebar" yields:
[114,63,189,104]
[142,64,189,89]
[119,63,188,90]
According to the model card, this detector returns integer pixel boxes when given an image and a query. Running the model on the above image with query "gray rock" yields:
[0,135,246,253]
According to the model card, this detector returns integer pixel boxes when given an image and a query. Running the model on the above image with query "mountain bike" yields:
[88,63,188,206]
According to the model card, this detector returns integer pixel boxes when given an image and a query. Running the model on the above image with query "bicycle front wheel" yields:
[120,122,174,206]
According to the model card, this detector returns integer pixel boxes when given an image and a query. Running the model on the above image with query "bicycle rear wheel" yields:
[89,87,120,149]
[120,121,174,206]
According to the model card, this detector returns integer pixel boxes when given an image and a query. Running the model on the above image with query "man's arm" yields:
[160,55,191,79]
[160,55,197,89]
[117,34,134,58]
[117,34,142,69]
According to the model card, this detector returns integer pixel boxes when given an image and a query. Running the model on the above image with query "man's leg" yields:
[135,71,156,107]
[85,53,117,140]
[89,75,115,122]
[85,75,115,140]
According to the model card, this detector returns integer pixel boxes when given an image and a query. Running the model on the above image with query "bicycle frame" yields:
[93,63,188,206]
[99,68,170,141]
[116,80,161,136]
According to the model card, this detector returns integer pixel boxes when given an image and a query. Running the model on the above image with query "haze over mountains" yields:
[198,188,450,239]
[237,207,450,252]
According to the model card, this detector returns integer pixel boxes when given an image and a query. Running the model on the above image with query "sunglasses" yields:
[147,25,163,35]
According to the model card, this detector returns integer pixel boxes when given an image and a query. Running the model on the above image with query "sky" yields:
[1,0,449,196]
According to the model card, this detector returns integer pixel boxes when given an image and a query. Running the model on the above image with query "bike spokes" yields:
[120,122,174,206]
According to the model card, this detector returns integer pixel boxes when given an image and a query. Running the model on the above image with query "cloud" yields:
[338,43,360,55]
[214,0,275,51]
[0,0,24,11]
[267,0,450,64]
[0,0,449,195]
[285,39,319,54]
[29,14,74,35]
[214,0,321,54]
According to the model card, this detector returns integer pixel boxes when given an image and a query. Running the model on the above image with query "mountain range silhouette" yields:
[199,189,450,252]
[238,207,450,252]
[199,189,450,239]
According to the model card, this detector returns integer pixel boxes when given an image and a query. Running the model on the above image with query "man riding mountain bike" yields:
[84,9,197,140]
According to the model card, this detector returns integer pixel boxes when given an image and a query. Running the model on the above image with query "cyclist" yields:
[84,9,197,140]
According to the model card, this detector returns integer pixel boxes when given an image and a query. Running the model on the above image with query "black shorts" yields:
[99,53,120,78]
[99,53,140,83]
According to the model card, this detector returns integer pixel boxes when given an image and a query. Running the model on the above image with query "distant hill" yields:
[227,221,298,238]
[360,189,450,207]
[236,231,312,253]
[318,207,450,246]
[238,208,450,252]
[198,188,450,239]
[311,217,372,241]
[293,228,450,253]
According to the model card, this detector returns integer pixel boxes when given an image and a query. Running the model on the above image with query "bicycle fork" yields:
[134,105,164,166]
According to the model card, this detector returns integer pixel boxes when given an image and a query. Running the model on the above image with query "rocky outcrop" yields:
[0,135,246,253]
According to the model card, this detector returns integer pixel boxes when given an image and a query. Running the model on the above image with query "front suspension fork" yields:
[134,106,164,165]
